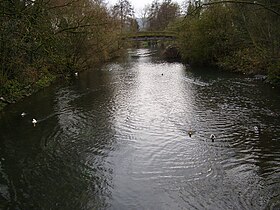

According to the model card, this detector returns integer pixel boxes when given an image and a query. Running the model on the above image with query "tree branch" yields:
[47,0,80,10]
[202,1,280,17]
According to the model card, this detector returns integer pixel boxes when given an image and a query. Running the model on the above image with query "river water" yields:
[0,48,280,209]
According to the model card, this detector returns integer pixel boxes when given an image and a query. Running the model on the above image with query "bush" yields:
[267,61,280,86]
[0,80,26,103]
[218,48,269,74]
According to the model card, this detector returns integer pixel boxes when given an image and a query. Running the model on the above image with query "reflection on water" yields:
[0,48,280,209]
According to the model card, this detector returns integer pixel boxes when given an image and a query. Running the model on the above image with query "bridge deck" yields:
[123,31,177,41]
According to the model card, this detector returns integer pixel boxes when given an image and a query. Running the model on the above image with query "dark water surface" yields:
[0,48,280,209]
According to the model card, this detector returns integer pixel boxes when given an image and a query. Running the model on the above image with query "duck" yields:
[188,129,196,137]
[254,126,259,132]
[32,118,37,127]
[210,134,216,142]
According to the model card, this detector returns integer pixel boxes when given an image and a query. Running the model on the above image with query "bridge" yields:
[123,31,177,41]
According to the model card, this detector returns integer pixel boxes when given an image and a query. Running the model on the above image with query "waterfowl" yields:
[188,129,195,137]
[21,112,26,117]
[75,72,78,76]
[210,134,216,142]
[32,118,37,127]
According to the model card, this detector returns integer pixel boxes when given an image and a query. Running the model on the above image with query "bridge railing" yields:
[122,31,178,41]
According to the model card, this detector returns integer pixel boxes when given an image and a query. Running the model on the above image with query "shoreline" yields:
[1,63,275,113]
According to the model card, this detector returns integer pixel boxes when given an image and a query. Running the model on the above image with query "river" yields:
[0,48,280,209]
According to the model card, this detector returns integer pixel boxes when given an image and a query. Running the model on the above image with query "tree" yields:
[139,5,150,30]
[178,3,236,65]
[175,0,280,84]
[147,0,160,31]
[111,0,136,32]
[147,0,180,31]
[0,0,123,104]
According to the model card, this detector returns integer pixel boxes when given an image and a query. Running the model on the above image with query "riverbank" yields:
[178,46,280,86]
[1,48,276,112]
[0,0,125,112]
[0,51,125,112]
[173,3,280,87]
[0,73,57,111]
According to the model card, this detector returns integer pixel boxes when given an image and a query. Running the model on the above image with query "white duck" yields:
[32,118,37,127]
[21,112,27,117]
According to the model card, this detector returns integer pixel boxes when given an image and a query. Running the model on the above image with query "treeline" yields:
[139,0,181,31]
[0,0,124,106]
[173,0,280,85]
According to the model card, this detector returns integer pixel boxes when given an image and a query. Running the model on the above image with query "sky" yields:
[106,0,186,17]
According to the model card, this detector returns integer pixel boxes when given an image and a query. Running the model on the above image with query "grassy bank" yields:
[0,71,56,111]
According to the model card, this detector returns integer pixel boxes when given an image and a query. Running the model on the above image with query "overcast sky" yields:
[106,0,185,17]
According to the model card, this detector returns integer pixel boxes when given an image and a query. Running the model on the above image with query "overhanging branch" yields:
[202,1,280,17]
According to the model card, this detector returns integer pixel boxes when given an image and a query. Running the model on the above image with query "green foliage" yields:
[218,48,269,74]
[0,0,123,108]
[0,80,25,102]
[267,61,280,86]
[178,4,235,65]
[0,70,56,104]
[174,1,280,85]
[34,73,56,89]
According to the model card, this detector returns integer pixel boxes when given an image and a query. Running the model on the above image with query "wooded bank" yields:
[174,0,280,85]
[0,0,125,110]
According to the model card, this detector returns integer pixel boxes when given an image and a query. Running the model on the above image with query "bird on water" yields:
[188,129,196,137]
[254,126,259,132]
[32,118,37,127]
[210,134,216,142]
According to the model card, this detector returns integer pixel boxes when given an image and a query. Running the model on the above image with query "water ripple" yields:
[1,49,279,209]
